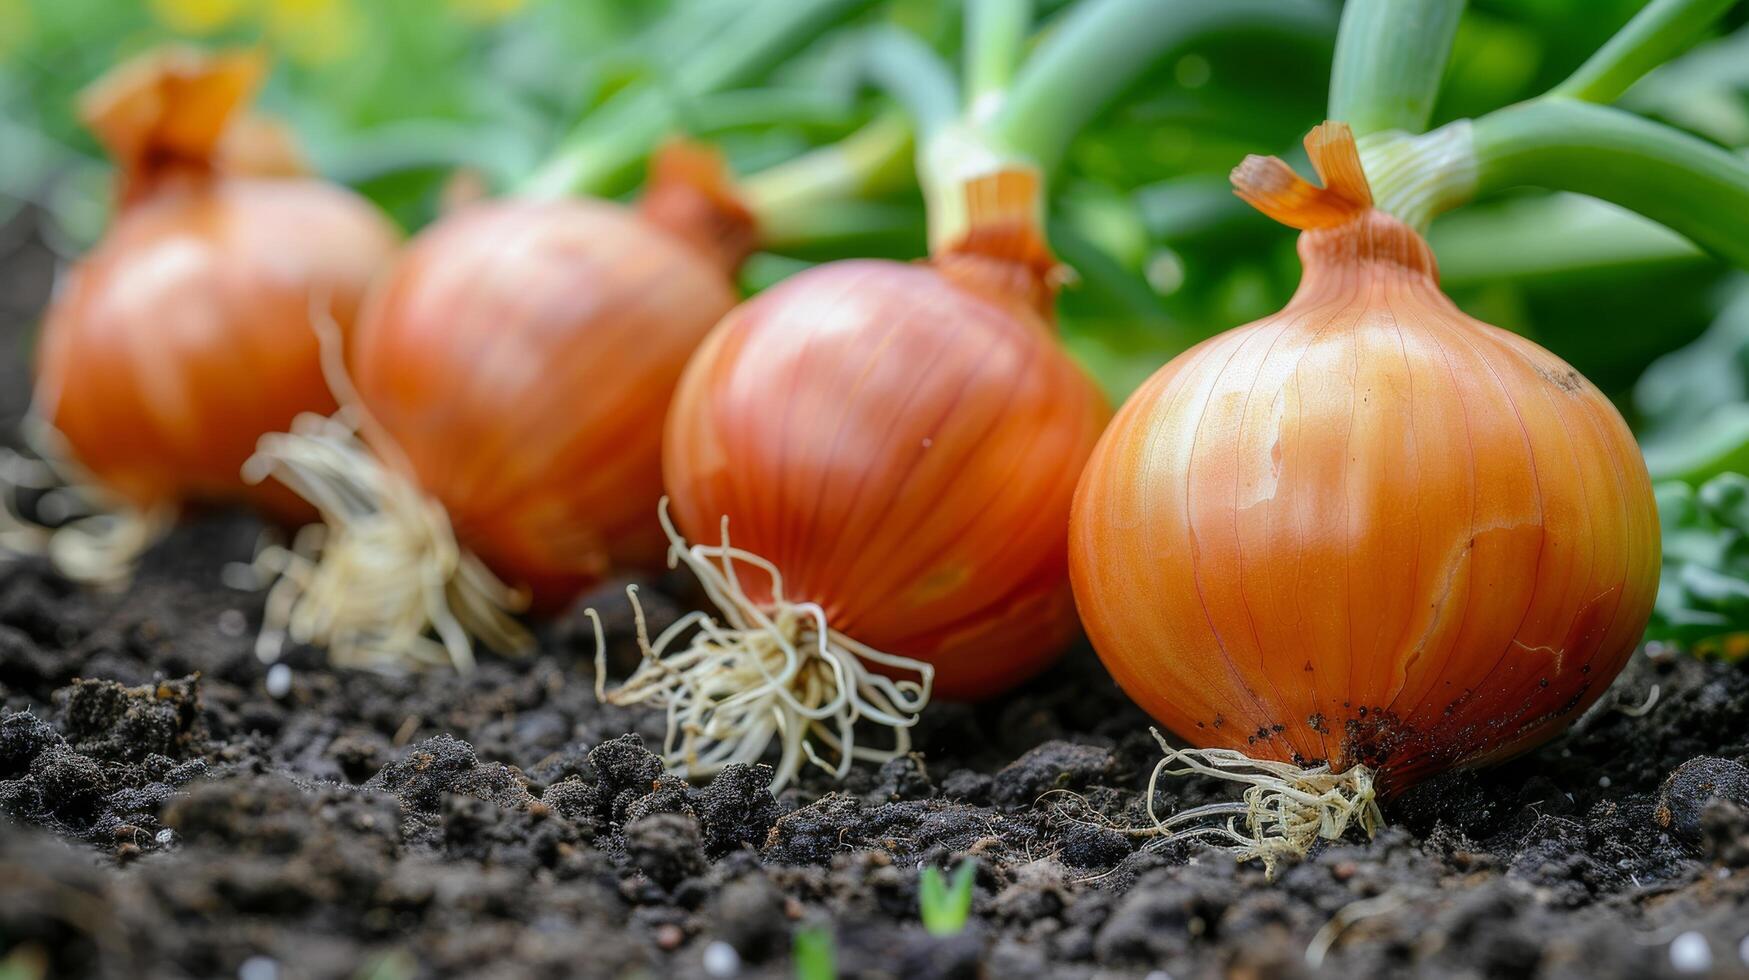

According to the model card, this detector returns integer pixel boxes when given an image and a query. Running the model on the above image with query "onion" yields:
[353,142,751,603]
[598,170,1110,788]
[242,141,755,669]
[1068,123,1660,866]
[14,47,398,582]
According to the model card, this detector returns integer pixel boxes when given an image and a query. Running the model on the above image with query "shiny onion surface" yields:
[1070,124,1660,793]
[35,48,399,521]
[664,171,1110,699]
[348,142,754,608]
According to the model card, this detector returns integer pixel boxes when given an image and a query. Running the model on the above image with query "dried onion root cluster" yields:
[1045,729,1381,881]
[1136,732,1382,879]
[225,302,531,672]
[591,502,932,791]
[0,421,170,589]
[240,412,531,673]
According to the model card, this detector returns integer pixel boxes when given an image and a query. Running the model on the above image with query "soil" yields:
[2,210,1749,980]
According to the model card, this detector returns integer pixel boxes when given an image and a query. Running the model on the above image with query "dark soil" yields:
[3,211,1749,980]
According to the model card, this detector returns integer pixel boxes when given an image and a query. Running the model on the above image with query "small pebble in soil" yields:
[702,941,740,977]
[266,664,292,700]
[218,609,247,637]
[238,955,279,980]
[1669,932,1711,974]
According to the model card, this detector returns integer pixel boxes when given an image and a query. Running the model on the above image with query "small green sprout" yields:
[919,859,978,936]
[792,926,837,980]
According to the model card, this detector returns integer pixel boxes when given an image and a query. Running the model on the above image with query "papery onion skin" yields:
[1069,124,1660,793]
[664,257,1110,699]
[34,49,399,521]
[349,147,752,610]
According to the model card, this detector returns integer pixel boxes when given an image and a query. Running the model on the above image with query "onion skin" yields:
[34,49,399,521]
[1069,124,1660,792]
[350,149,751,610]
[664,254,1110,699]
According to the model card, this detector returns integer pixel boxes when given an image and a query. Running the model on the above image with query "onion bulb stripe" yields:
[1171,328,1286,741]
[843,337,1032,621]
[1230,312,1327,752]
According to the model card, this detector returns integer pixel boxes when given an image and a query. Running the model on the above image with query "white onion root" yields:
[590,499,933,792]
[0,416,166,589]
[237,410,531,673]
[1139,729,1382,878]
[1046,728,1382,880]
[234,296,528,673]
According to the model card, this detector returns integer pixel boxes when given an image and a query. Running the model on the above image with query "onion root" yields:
[1048,729,1382,880]
[0,418,167,589]
[239,412,531,672]
[1140,729,1382,878]
[590,500,933,791]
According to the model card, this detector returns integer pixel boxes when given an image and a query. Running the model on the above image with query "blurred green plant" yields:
[0,0,670,232]
[1628,276,1749,655]
[792,926,836,980]
[353,948,416,980]
[1650,473,1749,658]
[1639,277,1749,482]
[918,860,977,936]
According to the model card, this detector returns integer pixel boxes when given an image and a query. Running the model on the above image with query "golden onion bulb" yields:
[1070,124,1660,793]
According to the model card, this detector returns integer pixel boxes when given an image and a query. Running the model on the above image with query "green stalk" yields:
[1469,99,1749,269]
[965,0,1032,111]
[515,87,669,200]
[1548,0,1736,105]
[994,0,1337,173]
[740,112,915,248]
[678,89,860,135]
[858,26,991,255]
[518,0,877,199]
[1430,194,1706,287]
[1327,0,1465,136]
[862,27,962,142]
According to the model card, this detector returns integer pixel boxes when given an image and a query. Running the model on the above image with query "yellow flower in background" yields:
[448,0,528,25]
[0,0,32,56]
[147,0,360,67]
[149,0,252,35]
[262,0,361,66]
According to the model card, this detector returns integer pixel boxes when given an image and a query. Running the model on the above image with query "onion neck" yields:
[1289,210,1449,309]
[1234,122,1454,310]
[636,141,759,276]
[925,156,1061,322]
[78,46,269,210]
